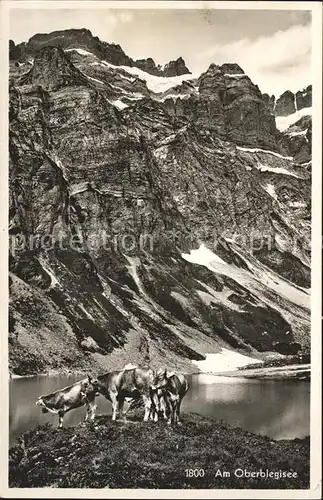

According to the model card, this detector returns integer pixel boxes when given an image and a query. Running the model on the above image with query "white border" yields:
[0,1,321,498]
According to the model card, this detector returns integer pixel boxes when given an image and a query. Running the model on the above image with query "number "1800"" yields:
[185,469,205,478]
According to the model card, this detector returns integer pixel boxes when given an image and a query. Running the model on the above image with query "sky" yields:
[9,8,311,96]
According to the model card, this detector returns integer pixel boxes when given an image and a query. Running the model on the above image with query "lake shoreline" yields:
[9,361,311,382]
[9,411,310,489]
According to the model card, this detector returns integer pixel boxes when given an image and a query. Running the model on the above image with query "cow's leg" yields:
[160,397,168,421]
[90,402,97,421]
[142,393,152,422]
[174,398,181,425]
[176,398,182,426]
[85,400,97,422]
[84,401,90,422]
[58,410,65,428]
[119,397,127,423]
[110,392,118,421]
[150,392,159,422]
[167,399,176,425]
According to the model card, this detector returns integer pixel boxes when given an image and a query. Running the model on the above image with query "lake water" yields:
[9,373,310,447]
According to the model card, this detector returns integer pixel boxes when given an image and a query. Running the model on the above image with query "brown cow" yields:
[151,371,189,425]
[92,367,160,422]
[35,375,97,428]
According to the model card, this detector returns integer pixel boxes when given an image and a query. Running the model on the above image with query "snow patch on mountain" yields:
[182,242,309,310]
[192,348,262,374]
[153,93,191,102]
[65,48,95,57]
[38,258,61,289]
[224,73,246,78]
[288,129,308,137]
[101,60,198,93]
[264,184,277,200]
[111,99,129,110]
[288,201,307,208]
[276,107,312,132]
[182,245,227,268]
[86,75,105,85]
[237,146,293,161]
[256,163,301,178]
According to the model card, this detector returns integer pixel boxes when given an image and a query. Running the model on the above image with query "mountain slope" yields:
[8,31,311,376]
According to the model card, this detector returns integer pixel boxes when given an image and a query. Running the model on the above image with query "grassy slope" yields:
[9,412,309,489]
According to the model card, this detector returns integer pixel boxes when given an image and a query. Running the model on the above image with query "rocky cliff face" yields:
[8,30,311,376]
[134,56,191,77]
[272,86,312,165]
[262,85,312,117]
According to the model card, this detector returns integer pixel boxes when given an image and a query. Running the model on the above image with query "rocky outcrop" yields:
[191,64,283,151]
[134,56,191,77]
[275,90,296,116]
[8,32,311,375]
[282,115,312,164]
[18,46,89,90]
[296,85,312,111]
[134,57,160,75]
[163,57,191,77]
[11,29,133,67]
[262,93,275,113]
[272,85,312,117]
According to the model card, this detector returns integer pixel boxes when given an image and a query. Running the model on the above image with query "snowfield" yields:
[100,60,198,93]
[110,99,129,110]
[192,348,262,373]
[182,244,227,267]
[64,47,198,93]
[181,243,310,310]
[275,107,312,132]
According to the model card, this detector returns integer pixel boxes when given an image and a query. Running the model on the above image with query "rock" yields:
[21,29,133,67]
[275,90,296,116]
[295,85,312,111]
[262,93,275,113]
[134,57,160,75]
[193,63,281,151]
[80,336,101,353]
[134,56,190,77]
[220,63,245,75]
[9,40,22,61]
[19,45,89,90]
[163,57,191,77]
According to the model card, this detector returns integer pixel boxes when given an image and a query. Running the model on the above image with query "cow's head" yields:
[151,369,175,391]
[83,374,100,396]
[35,397,48,413]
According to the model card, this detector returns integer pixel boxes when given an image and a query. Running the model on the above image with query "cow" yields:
[149,387,169,421]
[150,371,189,425]
[35,375,97,428]
[91,367,161,423]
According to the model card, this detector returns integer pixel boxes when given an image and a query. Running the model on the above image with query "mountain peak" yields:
[220,63,245,74]
[20,45,88,90]
[28,28,93,43]
[133,55,190,77]
[163,57,191,77]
